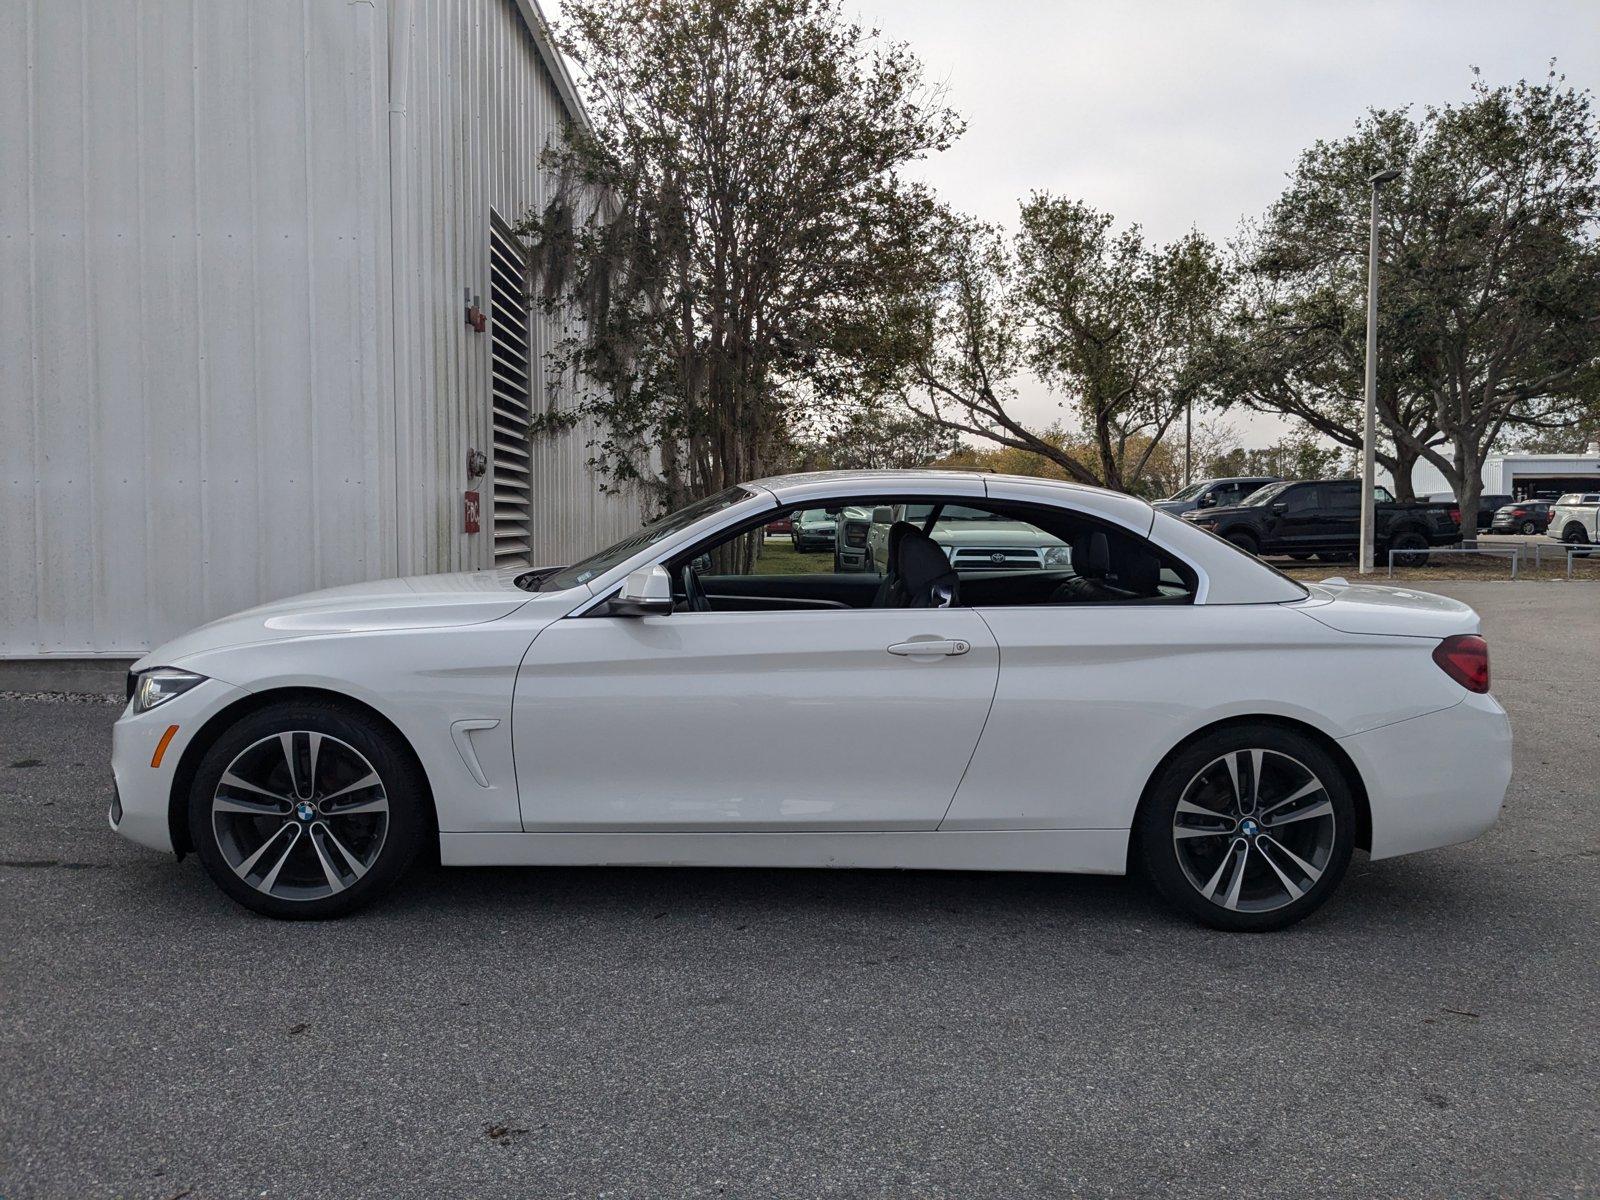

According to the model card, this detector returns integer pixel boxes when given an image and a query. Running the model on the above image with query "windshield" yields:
[1165,481,1209,502]
[536,486,754,591]
[1240,481,1294,507]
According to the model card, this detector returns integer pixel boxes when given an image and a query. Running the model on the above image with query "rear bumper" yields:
[1338,692,1512,860]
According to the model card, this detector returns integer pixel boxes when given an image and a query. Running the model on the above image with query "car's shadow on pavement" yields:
[132,843,1492,939]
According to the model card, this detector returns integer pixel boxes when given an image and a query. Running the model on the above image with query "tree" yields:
[1388,71,1600,536]
[521,0,962,536]
[1228,71,1600,526]
[789,399,956,471]
[905,203,1229,495]
[1204,434,1347,482]
[1222,111,1444,498]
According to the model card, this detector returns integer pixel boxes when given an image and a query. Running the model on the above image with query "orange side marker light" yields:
[151,725,180,769]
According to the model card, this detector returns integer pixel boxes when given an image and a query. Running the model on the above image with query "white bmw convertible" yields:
[111,470,1511,930]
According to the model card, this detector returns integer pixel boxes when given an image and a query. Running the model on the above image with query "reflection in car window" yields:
[1240,481,1292,506]
[537,486,753,590]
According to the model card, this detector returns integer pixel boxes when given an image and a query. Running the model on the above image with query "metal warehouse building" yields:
[1,0,639,662]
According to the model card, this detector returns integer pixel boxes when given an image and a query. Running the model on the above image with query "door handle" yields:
[886,638,971,657]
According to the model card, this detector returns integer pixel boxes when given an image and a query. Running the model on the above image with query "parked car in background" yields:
[852,503,1069,575]
[1548,492,1600,552]
[790,508,838,552]
[1154,476,1281,517]
[1185,479,1461,565]
[1425,492,1516,532]
[1489,501,1553,536]
[764,514,793,535]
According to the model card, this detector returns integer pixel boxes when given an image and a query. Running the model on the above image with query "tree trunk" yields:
[1453,432,1481,550]
[1389,442,1418,502]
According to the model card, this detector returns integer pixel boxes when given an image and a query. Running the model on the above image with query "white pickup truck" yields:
[1549,492,1600,552]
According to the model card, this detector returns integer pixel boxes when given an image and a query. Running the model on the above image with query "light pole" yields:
[1359,166,1401,575]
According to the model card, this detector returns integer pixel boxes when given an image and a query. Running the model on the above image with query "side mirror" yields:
[611,563,674,616]
[872,506,894,524]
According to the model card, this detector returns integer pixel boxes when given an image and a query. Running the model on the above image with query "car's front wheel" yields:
[1136,725,1355,932]
[188,700,428,919]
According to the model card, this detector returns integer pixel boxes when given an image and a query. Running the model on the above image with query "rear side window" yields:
[1324,482,1359,511]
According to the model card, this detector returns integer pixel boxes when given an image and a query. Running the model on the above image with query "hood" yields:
[1151,500,1188,514]
[933,525,1066,548]
[134,570,535,669]
[1288,581,1480,639]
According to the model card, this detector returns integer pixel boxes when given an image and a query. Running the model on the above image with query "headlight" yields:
[1043,545,1072,567]
[131,668,207,714]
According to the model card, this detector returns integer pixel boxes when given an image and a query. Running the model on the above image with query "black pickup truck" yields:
[1183,479,1462,565]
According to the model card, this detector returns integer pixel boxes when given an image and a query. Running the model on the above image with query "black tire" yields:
[1224,529,1259,556]
[1389,530,1429,568]
[1563,524,1593,558]
[1287,552,1313,561]
[188,699,428,919]
[1520,520,1537,536]
[1136,724,1356,932]
[1315,551,1352,564]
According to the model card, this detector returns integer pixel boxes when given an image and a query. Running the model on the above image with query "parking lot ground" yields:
[2,582,1597,1199]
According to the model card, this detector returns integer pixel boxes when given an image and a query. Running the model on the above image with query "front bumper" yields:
[1339,691,1512,860]
[109,677,249,854]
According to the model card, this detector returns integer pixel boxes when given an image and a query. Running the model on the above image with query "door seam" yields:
[934,606,1003,830]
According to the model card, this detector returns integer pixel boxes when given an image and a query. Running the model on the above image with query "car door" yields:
[1260,483,1326,551]
[1321,481,1361,546]
[511,531,1001,834]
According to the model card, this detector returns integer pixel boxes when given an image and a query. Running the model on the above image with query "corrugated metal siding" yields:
[1,0,393,656]
[392,0,638,577]
[1,0,637,657]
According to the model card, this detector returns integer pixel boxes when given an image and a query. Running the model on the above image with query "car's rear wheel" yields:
[1136,725,1355,932]
[1390,530,1429,568]
[1563,524,1593,557]
[1224,530,1259,556]
[188,700,427,919]
[1520,520,1537,535]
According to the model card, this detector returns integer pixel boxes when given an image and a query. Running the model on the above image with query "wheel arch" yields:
[166,685,439,859]
[1128,714,1372,871]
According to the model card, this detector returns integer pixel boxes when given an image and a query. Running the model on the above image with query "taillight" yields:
[1448,507,1461,526]
[1512,508,1527,517]
[1432,634,1489,693]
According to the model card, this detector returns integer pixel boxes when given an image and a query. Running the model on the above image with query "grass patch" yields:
[752,537,844,576]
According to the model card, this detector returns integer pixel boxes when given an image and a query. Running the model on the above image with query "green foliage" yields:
[521,0,962,512]
[1205,436,1346,482]
[1226,69,1600,511]
[904,203,1229,494]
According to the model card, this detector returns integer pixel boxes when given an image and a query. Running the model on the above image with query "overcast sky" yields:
[844,0,1599,448]
[549,0,1598,456]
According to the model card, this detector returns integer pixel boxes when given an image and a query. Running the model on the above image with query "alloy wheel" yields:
[1171,748,1336,914]
[211,732,389,901]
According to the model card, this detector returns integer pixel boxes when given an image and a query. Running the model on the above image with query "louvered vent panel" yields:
[488,210,533,564]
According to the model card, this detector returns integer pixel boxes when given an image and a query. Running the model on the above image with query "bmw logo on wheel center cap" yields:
[296,800,316,822]
[1240,818,1260,837]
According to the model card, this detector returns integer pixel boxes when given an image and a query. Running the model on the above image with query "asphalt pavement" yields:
[1,581,1596,1199]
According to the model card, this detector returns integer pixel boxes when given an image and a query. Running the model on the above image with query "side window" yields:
[1284,485,1321,513]
[670,495,1197,612]
[1373,485,1395,504]
[1325,482,1360,511]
